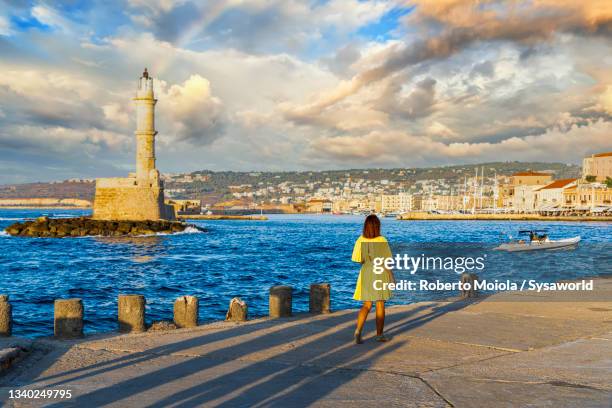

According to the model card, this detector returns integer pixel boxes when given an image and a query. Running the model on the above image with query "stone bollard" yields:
[0,295,12,337]
[269,286,292,318]
[54,298,84,339]
[461,273,479,298]
[174,295,199,328]
[309,283,331,314]
[225,297,248,322]
[118,294,146,333]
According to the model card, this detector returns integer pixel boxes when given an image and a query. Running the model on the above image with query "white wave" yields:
[0,230,9,237]
[156,226,205,236]
[0,217,22,221]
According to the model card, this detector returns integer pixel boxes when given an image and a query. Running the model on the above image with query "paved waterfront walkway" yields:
[1,278,611,407]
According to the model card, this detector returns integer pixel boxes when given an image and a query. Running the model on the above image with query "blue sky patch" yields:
[357,6,414,41]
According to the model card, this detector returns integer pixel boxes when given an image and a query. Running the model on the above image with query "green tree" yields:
[585,175,596,182]
[605,177,612,188]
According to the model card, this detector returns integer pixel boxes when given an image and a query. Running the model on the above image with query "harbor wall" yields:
[0,198,91,208]
[398,212,612,222]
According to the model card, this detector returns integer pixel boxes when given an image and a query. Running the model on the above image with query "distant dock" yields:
[177,214,268,221]
[397,212,612,222]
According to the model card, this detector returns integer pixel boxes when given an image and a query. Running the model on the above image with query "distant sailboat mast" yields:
[463,175,468,213]
[493,171,499,214]
[472,168,477,214]
[479,166,484,210]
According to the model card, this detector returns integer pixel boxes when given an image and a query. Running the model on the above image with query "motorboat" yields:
[495,230,580,252]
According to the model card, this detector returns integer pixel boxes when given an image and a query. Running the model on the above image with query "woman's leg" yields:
[356,301,372,334]
[375,300,385,336]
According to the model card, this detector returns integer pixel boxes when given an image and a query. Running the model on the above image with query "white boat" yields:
[495,236,581,252]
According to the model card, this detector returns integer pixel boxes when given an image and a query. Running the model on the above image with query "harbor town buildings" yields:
[206,151,611,215]
[583,152,612,182]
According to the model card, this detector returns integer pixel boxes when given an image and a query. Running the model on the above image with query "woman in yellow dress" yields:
[352,214,394,344]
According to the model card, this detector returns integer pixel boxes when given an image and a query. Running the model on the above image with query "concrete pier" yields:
[269,285,292,318]
[173,296,199,328]
[309,283,331,314]
[0,278,611,407]
[0,295,11,337]
[118,295,146,333]
[54,299,84,339]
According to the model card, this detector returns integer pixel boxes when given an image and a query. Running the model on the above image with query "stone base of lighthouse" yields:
[92,176,175,221]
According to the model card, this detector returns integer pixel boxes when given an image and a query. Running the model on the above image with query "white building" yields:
[534,178,577,210]
[583,152,612,182]
[381,193,413,213]
[511,184,545,212]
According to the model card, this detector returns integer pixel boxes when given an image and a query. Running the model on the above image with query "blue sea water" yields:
[0,209,610,337]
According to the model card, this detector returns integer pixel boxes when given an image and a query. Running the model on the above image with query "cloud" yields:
[127,0,394,53]
[308,118,612,167]
[426,121,458,139]
[376,76,437,120]
[470,60,495,78]
[321,43,362,77]
[31,5,73,32]
[159,74,225,144]
[0,14,12,36]
[287,1,612,115]
[103,103,130,126]
[0,0,610,182]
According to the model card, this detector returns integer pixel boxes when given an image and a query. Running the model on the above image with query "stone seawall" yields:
[4,217,204,238]
[398,212,612,221]
[0,198,91,208]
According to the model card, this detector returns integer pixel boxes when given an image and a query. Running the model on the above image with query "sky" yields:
[0,0,611,184]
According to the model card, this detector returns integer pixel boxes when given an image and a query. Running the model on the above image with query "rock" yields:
[5,218,197,238]
[57,224,72,235]
[148,320,177,331]
[117,222,132,233]
[6,224,22,235]
[225,297,248,322]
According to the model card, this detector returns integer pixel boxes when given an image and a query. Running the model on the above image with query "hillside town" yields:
[0,154,610,217]
[165,153,611,216]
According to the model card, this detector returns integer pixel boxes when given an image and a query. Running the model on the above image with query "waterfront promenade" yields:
[397,212,612,222]
[1,278,611,407]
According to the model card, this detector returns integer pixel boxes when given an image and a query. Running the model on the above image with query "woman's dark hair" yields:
[362,214,381,239]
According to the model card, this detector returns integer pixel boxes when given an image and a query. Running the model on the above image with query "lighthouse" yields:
[92,69,175,221]
[134,68,159,182]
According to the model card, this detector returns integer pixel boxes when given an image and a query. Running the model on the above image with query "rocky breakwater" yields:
[4,217,204,238]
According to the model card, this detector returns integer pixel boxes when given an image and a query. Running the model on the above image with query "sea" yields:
[1,209,610,337]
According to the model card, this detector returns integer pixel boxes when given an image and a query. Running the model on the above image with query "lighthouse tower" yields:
[92,69,175,221]
[135,68,159,182]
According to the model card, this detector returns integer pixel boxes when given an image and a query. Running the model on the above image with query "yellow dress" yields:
[351,235,393,301]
